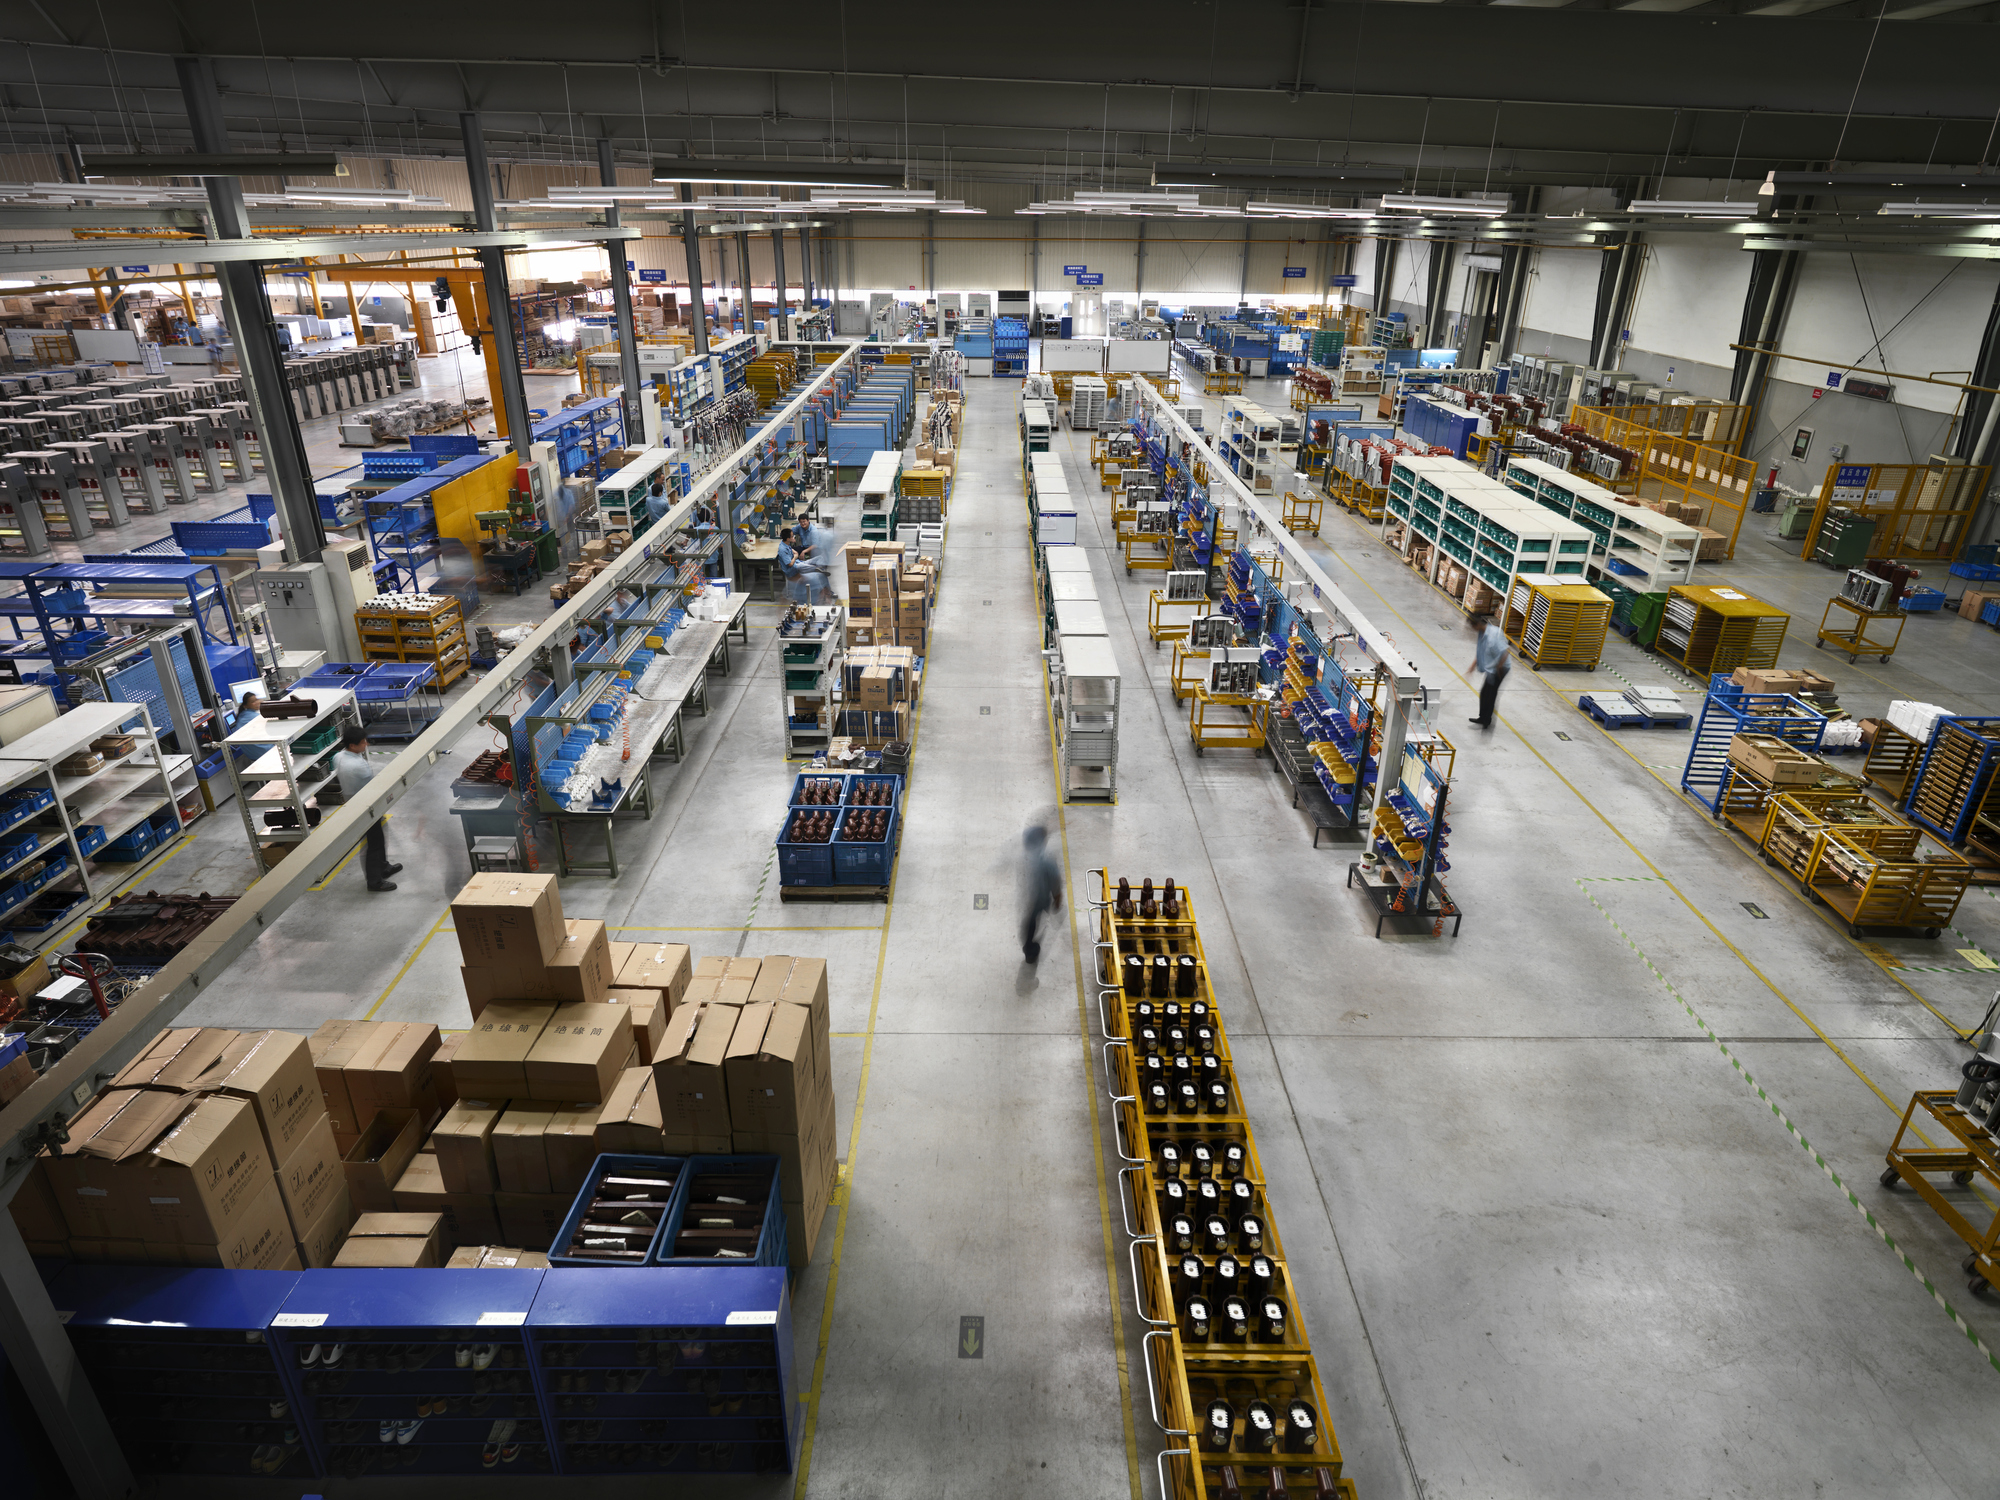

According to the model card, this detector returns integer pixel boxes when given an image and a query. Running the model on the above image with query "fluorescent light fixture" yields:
[85,152,344,177]
[1246,201,1378,219]
[1878,202,2000,219]
[1628,199,1755,219]
[810,188,936,204]
[653,161,904,188]
[1378,194,1511,217]
[280,187,416,204]
[549,185,685,201]
[697,195,783,210]
[1153,162,1405,192]
[1074,189,1200,207]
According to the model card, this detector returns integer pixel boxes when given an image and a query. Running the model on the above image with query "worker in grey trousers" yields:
[805,516,842,605]
[1020,824,1063,964]
[334,726,402,892]
[1468,613,1511,730]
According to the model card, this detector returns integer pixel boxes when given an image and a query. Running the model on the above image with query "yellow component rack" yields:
[1502,579,1612,670]
[1093,875,1357,1500]
[1656,584,1788,676]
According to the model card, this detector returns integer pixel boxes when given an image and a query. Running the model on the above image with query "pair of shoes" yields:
[1023,941,1040,963]
[1467,717,1487,727]
[386,862,404,876]
[368,882,397,892]
[299,1343,346,1368]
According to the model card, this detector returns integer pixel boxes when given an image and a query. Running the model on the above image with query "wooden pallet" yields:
[778,882,889,903]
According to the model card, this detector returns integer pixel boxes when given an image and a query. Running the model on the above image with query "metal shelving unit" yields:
[221,688,361,871]
[1055,632,1120,801]
[779,605,844,759]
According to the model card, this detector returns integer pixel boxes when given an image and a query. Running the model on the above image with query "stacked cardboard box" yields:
[841,645,917,746]
[24,1027,353,1270]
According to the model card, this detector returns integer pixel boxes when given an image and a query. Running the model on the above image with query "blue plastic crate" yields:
[1950,561,2000,582]
[776,811,837,886]
[194,750,225,780]
[841,772,904,811]
[831,805,899,885]
[97,823,158,861]
[0,829,37,867]
[651,1156,787,1268]
[790,772,848,810]
[0,881,26,914]
[72,825,104,857]
[548,1154,686,1268]
[1983,599,2000,627]
[1904,587,1945,613]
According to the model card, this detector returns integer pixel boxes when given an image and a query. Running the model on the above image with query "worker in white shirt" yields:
[334,726,402,892]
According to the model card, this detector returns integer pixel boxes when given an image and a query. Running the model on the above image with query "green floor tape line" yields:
[1575,877,2000,1375]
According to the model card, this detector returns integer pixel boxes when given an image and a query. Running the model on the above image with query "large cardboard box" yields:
[653,1001,740,1138]
[856,666,893,711]
[390,1149,502,1247]
[340,1108,423,1215]
[525,1001,632,1102]
[113,1027,237,1092]
[273,1114,345,1238]
[191,1030,326,1166]
[295,1181,355,1268]
[0,1052,34,1108]
[733,1087,836,1203]
[432,1099,504,1194]
[594,1069,666,1155]
[8,1158,68,1254]
[1726,733,1823,787]
[896,592,927,629]
[493,1192,571,1251]
[454,1002,557,1096]
[617,942,692,1006]
[782,1152,833,1270]
[544,919,616,1004]
[446,1245,551,1269]
[44,1088,272,1246]
[723,1003,817,1135]
[309,1019,369,1138]
[491,1103,559,1195]
[749,957,831,1071]
[333,1210,444,1268]
[451,872,564,967]
[172,1179,301,1271]
[541,1102,609,1197]
[694,956,729,980]
[432,1033,463,1109]
[604,990,667,1062]
[1961,589,1999,621]
[344,1023,442,1126]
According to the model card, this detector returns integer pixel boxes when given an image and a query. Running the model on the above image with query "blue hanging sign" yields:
[1330,274,1358,288]
[1825,371,1843,388]
[120,265,151,274]
[626,260,636,271]
[1075,272,1104,286]
[637,268,667,284]
[1282,267,1307,278]
[1063,264,1088,275]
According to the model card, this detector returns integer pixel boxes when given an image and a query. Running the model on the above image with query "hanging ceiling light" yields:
[1245,201,1378,219]
[549,185,686,202]
[1626,199,1756,219]
[652,161,904,188]
[1378,194,1511,217]
[1877,201,2000,219]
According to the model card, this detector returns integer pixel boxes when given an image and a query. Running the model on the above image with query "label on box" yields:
[726,1310,778,1326]
[478,1311,527,1326]
[273,1313,327,1327]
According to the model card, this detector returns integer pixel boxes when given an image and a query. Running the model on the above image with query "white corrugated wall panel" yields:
[1142,226,1245,298]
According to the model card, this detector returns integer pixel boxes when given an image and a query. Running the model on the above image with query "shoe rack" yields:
[526,1265,799,1476]
[269,1268,554,1478]
[52,1267,316,1480]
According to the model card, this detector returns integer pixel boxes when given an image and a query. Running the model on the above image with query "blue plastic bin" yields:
[1983,600,2000,627]
[841,773,904,810]
[1903,587,1945,613]
[776,808,837,886]
[832,806,899,885]
[790,772,847,809]
[548,1154,685,1268]
[651,1156,787,1268]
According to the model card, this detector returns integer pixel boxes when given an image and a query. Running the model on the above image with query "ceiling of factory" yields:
[2,1,1998,199]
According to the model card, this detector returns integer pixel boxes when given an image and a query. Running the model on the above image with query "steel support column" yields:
[1423,240,1457,348]
[177,56,324,564]
[1371,237,1399,326]
[1730,245,1801,460]
[597,139,644,440]
[1136,218,1148,302]
[772,228,789,340]
[460,112,533,458]
[799,225,814,311]
[679,187,710,355]
[1241,220,1253,301]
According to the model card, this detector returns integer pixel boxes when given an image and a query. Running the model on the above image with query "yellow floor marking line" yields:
[362,907,452,1021]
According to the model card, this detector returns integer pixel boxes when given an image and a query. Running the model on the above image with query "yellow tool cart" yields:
[1815,594,1905,663]
[1758,790,1906,881]
[1147,591,1206,649]
[1502,578,1613,670]
[1655,584,1789,676]
[1880,1088,2000,1298]
[1204,368,1245,395]
[1280,490,1323,536]
[1327,469,1387,523]
[1188,649,1266,754]
[1169,640,1210,703]
[1801,822,1972,937]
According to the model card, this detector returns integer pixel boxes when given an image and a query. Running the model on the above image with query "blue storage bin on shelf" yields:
[0,828,38,866]
[548,1154,686,1268]
[0,880,24,914]
[195,750,225,780]
[1984,599,2000,627]
[831,806,898,885]
[73,824,105,856]
[97,822,159,861]
[840,773,903,811]
[789,772,847,809]
[1903,587,1945,613]
[775,808,837,886]
[652,1156,788,1269]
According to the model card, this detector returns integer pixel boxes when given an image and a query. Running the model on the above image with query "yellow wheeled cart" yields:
[1881,1090,2000,1297]
[1188,688,1266,754]
[1169,641,1210,702]
[1502,579,1613,670]
[1147,591,1205,649]
[1327,468,1385,523]
[1281,489,1324,536]
[1816,594,1906,663]
[1204,369,1245,395]
[1801,823,1972,936]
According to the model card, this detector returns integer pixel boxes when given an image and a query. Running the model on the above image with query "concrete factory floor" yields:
[126,353,2000,1499]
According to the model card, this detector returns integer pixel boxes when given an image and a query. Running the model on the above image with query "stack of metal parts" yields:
[78,889,238,964]
[1623,684,1684,719]
[356,398,470,442]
